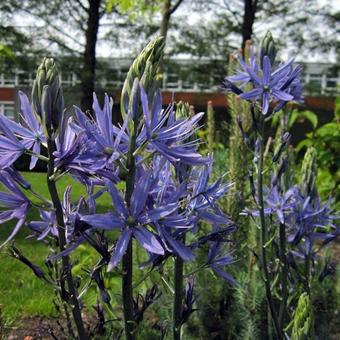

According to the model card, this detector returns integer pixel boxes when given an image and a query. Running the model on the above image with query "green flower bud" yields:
[175,101,192,120]
[300,146,317,198]
[175,101,197,143]
[121,37,164,119]
[129,78,140,120]
[32,57,64,136]
[207,101,215,154]
[260,31,277,67]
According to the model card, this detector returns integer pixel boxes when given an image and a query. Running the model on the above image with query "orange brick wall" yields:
[0,88,16,101]
[2,87,335,113]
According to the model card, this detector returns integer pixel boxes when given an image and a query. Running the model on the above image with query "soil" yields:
[7,316,62,339]
[5,315,100,340]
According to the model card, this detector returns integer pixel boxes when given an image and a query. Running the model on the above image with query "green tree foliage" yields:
[106,0,161,18]
[0,4,40,72]
[297,99,340,207]
[0,0,125,110]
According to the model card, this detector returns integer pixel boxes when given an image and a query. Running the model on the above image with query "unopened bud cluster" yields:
[32,57,64,136]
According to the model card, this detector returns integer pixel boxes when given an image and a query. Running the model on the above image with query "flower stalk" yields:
[257,118,282,340]
[46,138,88,340]
[122,107,138,340]
[279,222,288,329]
[173,236,185,340]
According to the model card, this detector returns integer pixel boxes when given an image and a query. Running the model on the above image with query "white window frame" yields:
[0,72,18,87]
[0,101,16,119]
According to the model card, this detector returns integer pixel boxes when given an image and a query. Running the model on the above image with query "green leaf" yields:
[301,110,318,129]
[0,44,14,60]
[316,122,339,138]
[296,139,313,152]
[289,109,318,129]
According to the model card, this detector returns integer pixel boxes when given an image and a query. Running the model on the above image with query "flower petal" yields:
[134,227,164,255]
[240,88,262,100]
[272,89,293,101]
[81,213,122,230]
[108,228,132,270]
[211,265,236,285]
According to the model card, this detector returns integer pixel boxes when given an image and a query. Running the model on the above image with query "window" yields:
[309,73,322,85]
[326,73,338,89]
[165,73,179,89]
[0,72,17,86]
[17,72,34,87]
[0,102,15,119]
[326,79,337,88]
[98,69,122,89]
[61,73,73,87]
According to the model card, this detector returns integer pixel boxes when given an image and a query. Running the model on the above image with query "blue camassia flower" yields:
[207,241,236,284]
[0,115,27,169]
[54,98,126,183]
[0,171,30,246]
[243,185,338,255]
[242,185,298,224]
[139,85,211,166]
[80,170,179,270]
[54,84,210,180]
[224,54,303,115]
[286,196,338,255]
[0,91,45,169]
[189,165,233,226]
[73,94,121,167]
[28,209,58,241]
[1,166,31,189]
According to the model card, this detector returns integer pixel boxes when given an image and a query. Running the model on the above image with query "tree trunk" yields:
[80,0,101,112]
[160,0,171,40]
[241,0,258,54]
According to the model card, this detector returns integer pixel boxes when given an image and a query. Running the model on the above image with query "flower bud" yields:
[282,131,291,144]
[250,104,258,131]
[253,137,261,163]
[272,158,287,186]
[222,78,243,95]
[32,57,64,136]
[300,146,317,198]
[9,245,46,280]
[260,31,277,67]
[121,37,164,119]
[129,78,140,120]
[207,101,215,154]
[140,59,155,95]
[176,101,191,120]
[41,85,52,127]
[248,166,256,200]
[237,115,249,144]
[272,132,291,163]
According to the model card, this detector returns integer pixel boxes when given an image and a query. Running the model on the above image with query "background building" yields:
[0,58,338,122]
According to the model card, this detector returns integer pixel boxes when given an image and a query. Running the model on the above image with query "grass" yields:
[0,171,113,320]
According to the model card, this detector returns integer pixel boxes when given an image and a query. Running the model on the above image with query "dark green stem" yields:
[122,120,137,340]
[46,138,88,340]
[257,120,283,340]
[279,223,288,329]
[173,166,187,340]
[173,254,184,340]
[122,241,135,340]
[304,253,311,295]
[268,307,273,340]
